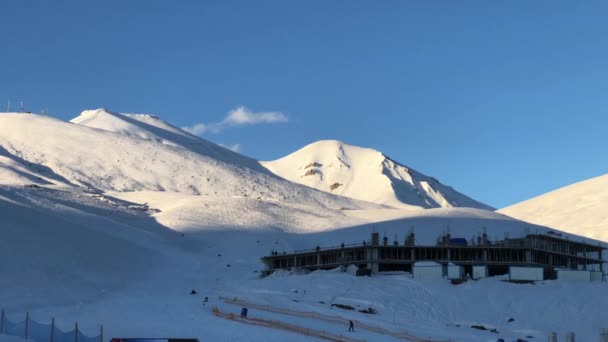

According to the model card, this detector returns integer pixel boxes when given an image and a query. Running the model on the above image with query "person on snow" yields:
[348,320,355,332]
[240,307,248,319]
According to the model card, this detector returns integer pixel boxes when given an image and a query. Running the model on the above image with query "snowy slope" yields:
[0,185,182,310]
[1,184,606,342]
[70,109,265,172]
[500,173,608,242]
[262,140,493,210]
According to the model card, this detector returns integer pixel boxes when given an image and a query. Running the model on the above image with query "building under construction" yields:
[261,231,605,280]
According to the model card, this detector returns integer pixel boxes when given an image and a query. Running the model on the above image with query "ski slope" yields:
[262,140,493,210]
[500,174,608,242]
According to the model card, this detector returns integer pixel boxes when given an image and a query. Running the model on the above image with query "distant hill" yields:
[500,174,608,241]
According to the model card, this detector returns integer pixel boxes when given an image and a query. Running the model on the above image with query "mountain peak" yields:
[71,108,196,142]
[301,139,380,154]
[263,140,493,210]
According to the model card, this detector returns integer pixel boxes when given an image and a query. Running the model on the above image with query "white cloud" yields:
[182,106,287,135]
[219,143,242,153]
[224,106,288,126]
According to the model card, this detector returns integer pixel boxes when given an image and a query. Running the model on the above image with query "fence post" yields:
[601,329,608,342]
[565,331,575,342]
[51,317,55,342]
[25,312,29,339]
[548,331,557,342]
[1,308,4,334]
[75,321,79,342]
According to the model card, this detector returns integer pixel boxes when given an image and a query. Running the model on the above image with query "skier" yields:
[240,307,248,319]
[348,320,354,332]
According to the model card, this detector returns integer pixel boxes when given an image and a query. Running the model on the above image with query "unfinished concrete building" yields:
[261,232,605,280]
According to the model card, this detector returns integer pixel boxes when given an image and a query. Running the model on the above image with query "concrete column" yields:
[525,250,532,263]
[367,247,379,273]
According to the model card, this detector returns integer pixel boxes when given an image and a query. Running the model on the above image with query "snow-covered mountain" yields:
[500,174,608,241]
[0,110,371,212]
[262,140,493,210]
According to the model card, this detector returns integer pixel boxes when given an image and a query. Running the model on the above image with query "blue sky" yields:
[1,1,607,208]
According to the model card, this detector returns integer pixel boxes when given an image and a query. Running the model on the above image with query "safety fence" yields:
[549,329,608,342]
[220,297,449,342]
[0,309,102,342]
[212,306,365,342]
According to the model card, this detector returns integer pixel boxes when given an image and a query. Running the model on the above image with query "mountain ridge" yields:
[0,111,374,212]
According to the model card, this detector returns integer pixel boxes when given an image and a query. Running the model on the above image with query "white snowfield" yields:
[0,110,607,342]
[500,174,608,241]
[262,140,493,210]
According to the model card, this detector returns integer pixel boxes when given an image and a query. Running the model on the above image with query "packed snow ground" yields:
[1,110,607,342]
[500,173,608,242]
